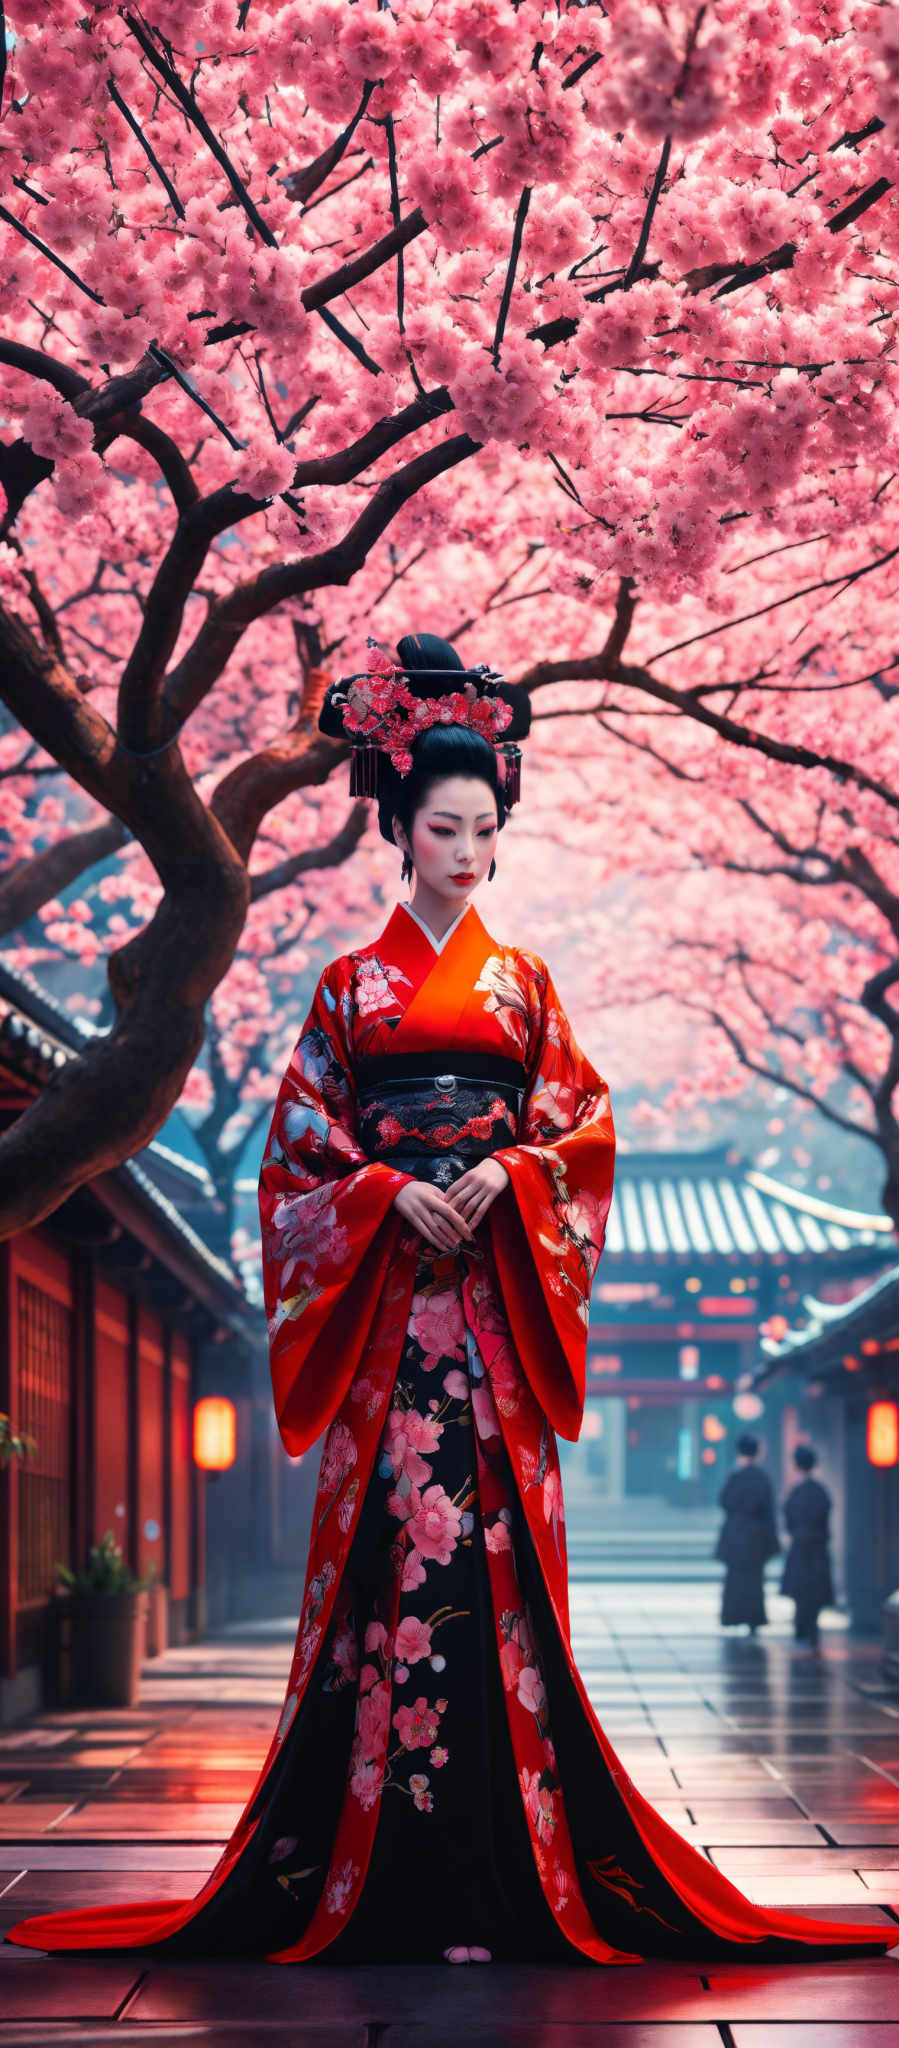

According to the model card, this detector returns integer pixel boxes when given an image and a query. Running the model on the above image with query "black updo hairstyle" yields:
[794,1444,817,1472]
[318,630,531,847]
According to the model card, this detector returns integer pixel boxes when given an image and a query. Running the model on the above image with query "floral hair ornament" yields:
[333,639,522,807]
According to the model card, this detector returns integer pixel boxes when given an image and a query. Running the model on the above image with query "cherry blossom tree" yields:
[4,0,899,1237]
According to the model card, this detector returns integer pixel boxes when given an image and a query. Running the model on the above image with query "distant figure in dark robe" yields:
[715,1434,780,1633]
[781,1445,834,1649]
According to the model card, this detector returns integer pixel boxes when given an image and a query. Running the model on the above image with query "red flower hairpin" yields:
[338,641,513,775]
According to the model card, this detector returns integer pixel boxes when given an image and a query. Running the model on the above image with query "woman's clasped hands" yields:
[393,1158,510,1252]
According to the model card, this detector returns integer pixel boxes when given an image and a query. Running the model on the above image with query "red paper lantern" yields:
[867,1401,899,1469]
[193,1396,236,1472]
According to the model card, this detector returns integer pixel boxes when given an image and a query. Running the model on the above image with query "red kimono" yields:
[7,903,895,1963]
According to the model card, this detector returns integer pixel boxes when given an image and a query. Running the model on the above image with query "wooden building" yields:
[566,1145,896,1511]
[752,1266,899,1634]
[0,962,257,1724]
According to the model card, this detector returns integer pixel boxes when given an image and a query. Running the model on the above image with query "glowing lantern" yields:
[733,1392,764,1422]
[193,1397,236,1472]
[702,1414,727,1442]
[701,1447,717,1465]
[765,1314,789,1341]
[867,1402,899,1469]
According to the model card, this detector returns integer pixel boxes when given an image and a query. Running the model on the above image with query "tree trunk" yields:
[0,837,250,1239]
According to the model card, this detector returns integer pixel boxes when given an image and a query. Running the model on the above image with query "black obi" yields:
[355,1051,527,1190]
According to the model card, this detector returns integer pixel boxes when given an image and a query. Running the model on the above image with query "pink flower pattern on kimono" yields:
[543,1467,564,1528]
[394,1614,432,1665]
[384,1406,442,1486]
[274,1189,349,1291]
[517,1664,548,1719]
[321,1420,357,1494]
[409,1286,466,1367]
[393,1696,446,1750]
[353,955,407,1018]
[325,1859,358,1914]
[520,1766,556,1846]
[401,1546,427,1592]
[472,1383,501,1442]
[409,1772,433,1812]
[405,1483,462,1564]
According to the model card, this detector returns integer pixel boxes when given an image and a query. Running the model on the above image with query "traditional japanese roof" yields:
[754,1260,899,1383]
[605,1146,895,1263]
[0,957,248,1322]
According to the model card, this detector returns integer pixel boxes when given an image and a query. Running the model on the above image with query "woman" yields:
[6,633,895,1966]
[716,1434,780,1635]
[782,1445,835,1649]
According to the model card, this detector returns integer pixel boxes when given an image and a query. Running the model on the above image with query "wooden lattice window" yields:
[16,1277,72,1605]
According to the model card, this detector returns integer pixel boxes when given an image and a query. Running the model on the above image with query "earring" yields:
[488,857,496,881]
[401,852,413,884]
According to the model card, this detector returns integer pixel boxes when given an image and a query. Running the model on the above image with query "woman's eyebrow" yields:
[429,810,496,822]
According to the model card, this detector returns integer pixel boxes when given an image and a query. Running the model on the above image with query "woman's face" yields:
[395,775,498,904]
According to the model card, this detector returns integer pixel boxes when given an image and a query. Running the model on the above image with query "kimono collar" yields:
[374,901,498,1054]
[397,899,472,955]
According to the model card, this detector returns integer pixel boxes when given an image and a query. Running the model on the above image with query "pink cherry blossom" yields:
[2,0,899,1259]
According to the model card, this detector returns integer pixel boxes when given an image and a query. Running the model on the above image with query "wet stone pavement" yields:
[0,1581,897,2045]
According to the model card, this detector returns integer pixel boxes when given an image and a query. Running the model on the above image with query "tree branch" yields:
[0,818,129,939]
[283,82,379,205]
[122,11,277,246]
[161,429,480,732]
[249,800,368,900]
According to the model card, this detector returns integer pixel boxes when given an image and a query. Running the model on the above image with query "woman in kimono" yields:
[6,633,896,1968]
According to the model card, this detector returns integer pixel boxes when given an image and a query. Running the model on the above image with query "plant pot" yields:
[145,1583,169,1659]
[68,1589,149,1708]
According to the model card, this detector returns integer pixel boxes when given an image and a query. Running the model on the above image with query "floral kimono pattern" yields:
[8,904,895,1963]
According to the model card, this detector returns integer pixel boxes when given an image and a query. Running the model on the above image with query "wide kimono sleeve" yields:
[258,962,414,1458]
[488,959,615,1442]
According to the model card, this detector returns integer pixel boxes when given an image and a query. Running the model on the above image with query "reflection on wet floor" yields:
[0,1579,896,2037]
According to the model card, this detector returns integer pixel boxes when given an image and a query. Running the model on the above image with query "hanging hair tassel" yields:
[500,743,522,810]
[349,743,383,799]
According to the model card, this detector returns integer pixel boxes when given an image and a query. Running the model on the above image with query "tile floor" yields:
[0,1581,896,2043]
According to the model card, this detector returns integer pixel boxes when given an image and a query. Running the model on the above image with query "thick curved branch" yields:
[212,732,349,860]
[162,430,480,731]
[0,818,129,940]
[249,800,368,901]
[0,338,90,400]
[116,486,262,746]
[0,603,128,815]
[98,415,198,513]
[522,647,899,821]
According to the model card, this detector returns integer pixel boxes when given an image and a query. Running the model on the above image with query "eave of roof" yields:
[0,959,249,1330]
[754,1260,899,1385]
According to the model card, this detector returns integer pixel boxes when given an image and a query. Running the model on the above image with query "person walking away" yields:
[715,1434,780,1634]
[782,1445,834,1649]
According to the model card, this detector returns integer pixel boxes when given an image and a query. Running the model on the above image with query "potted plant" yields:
[143,1558,169,1659]
[55,1533,151,1708]
[0,1414,36,1470]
